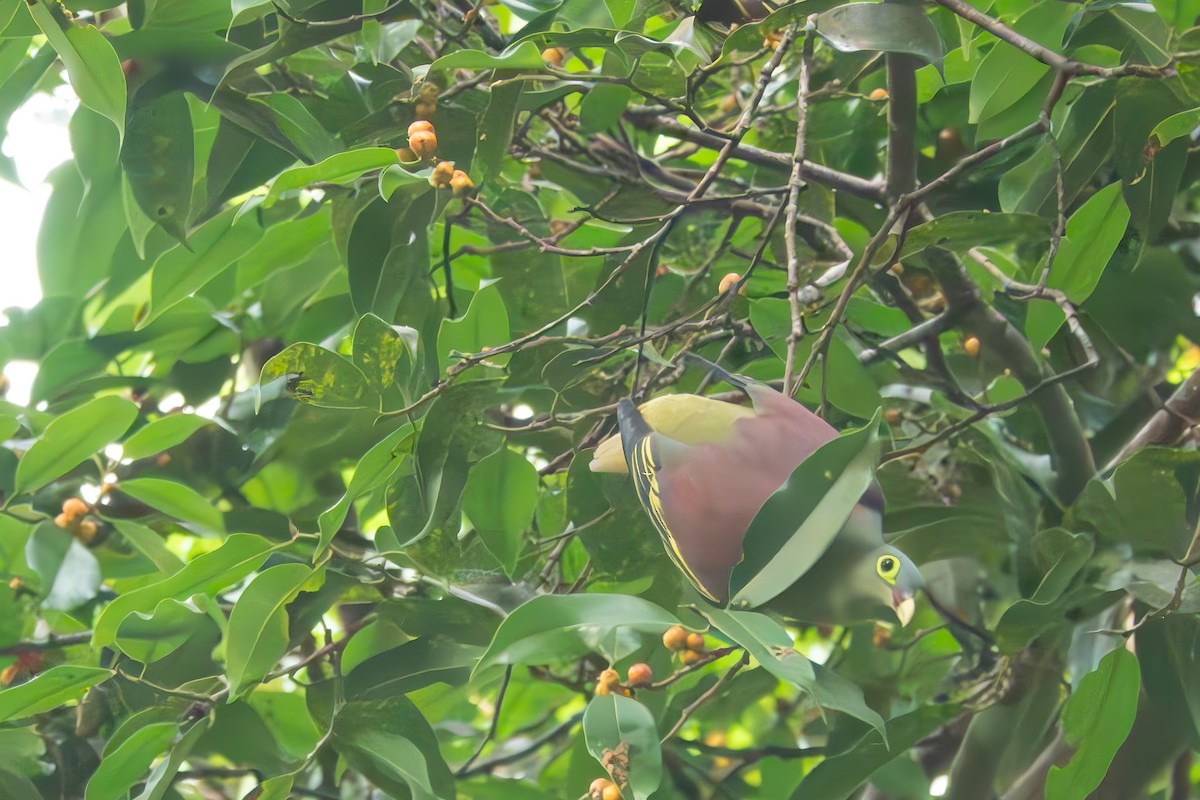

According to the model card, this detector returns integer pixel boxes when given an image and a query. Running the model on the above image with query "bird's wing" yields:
[591,394,754,473]
[616,399,723,600]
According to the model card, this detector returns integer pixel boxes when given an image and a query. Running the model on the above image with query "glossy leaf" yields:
[583,693,663,800]
[85,722,179,800]
[145,209,262,326]
[109,519,185,575]
[0,666,113,722]
[133,717,212,800]
[426,41,548,73]
[475,594,681,673]
[701,607,886,736]
[121,414,211,461]
[1026,182,1130,348]
[462,448,538,577]
[815,4,943,62]
[121,91,194,242]
[27,1,125,138]
[1149,106,1200,147]
[1046,648,1139,800]
[226,563,317,698]
[315,421,416,554]
[25,522,102,610]
[118,477,225,534]
[789,705,960,799]
[93,534,277,645]
[264,148,400,207]
[115,597,211,663]
[14,395,138,495]
[326,696,456,800]
[438,283,512,371]
[260,342,380,410]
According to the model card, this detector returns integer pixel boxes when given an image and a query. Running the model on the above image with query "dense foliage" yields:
[3,0,1200,798]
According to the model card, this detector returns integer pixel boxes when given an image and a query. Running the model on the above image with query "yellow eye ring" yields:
[876,555,900,584]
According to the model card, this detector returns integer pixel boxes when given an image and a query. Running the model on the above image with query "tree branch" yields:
[623,113,885,199]
[784,21,817,395]
[0,632,92,657]
[1105,366,1200,472]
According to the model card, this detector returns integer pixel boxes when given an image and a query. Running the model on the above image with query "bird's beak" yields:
[891,589,916,627]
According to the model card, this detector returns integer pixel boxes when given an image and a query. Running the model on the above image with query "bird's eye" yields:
[876,555,899,584]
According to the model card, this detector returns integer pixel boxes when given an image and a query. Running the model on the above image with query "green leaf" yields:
[352,313,418,398]
[14,395,139,495]
[378,163,429,201]
[1026,182,1130,348]
[316,422,416,555]
[121,414,211,460]
[27,1,126,139]
[85,721,179,800]
[264,148,400,207]
[789,705,960,800]
[426,40,547,73]
[475,594,681,673]
[994,529,1096,653]
[1148,107,1200,148]
[115,598,211,663]
[814,3,943,62]
[968,2,1074,125]
[438,283,512,371]
[93,533,277,645]
[236,205,334,289]
[25,522,101,610]
[121,91,194,242]
[346,192,435,319]
[226,563,318,699]
[0,665,114,722]
[580,83,632,134]
[345,637,483,701]
[109,519,185,575]
[478,82,524,181]
[260,342,380,410]
[1046,648,1139,800]
[583,694,663,800]
[462,448,538,577]
[729,411,882,607]
[326,696,456,800]
[254,93,340,163]
[145,208,262,327]
[133,716,212,800]
[699,607,886,737]
[118,477,225,535]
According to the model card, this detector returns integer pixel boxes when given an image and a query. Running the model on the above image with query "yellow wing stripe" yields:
[631,437,719,602]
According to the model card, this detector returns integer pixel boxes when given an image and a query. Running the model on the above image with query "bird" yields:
[589,370,923,627]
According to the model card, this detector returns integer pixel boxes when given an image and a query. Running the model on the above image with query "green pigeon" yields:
[590,374,923,626]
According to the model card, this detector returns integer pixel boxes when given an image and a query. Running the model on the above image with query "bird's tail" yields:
[616,398,654,470]
[684,353,751,392]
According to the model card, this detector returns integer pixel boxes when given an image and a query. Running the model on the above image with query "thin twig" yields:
[457,665,513,774]
[661,651,749,742]
[456,711,584,777]
[783,20,816,395]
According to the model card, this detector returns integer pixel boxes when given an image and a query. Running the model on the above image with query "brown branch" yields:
[623,114,885,200]
[0,631,93,657]
[661,651,749,742]
[931,0,1169,78]
[456,711,584,777]
[783,21,817,395]
[1105,366,1200,472]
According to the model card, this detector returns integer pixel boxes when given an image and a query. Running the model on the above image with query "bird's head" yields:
[868,546,923,626]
